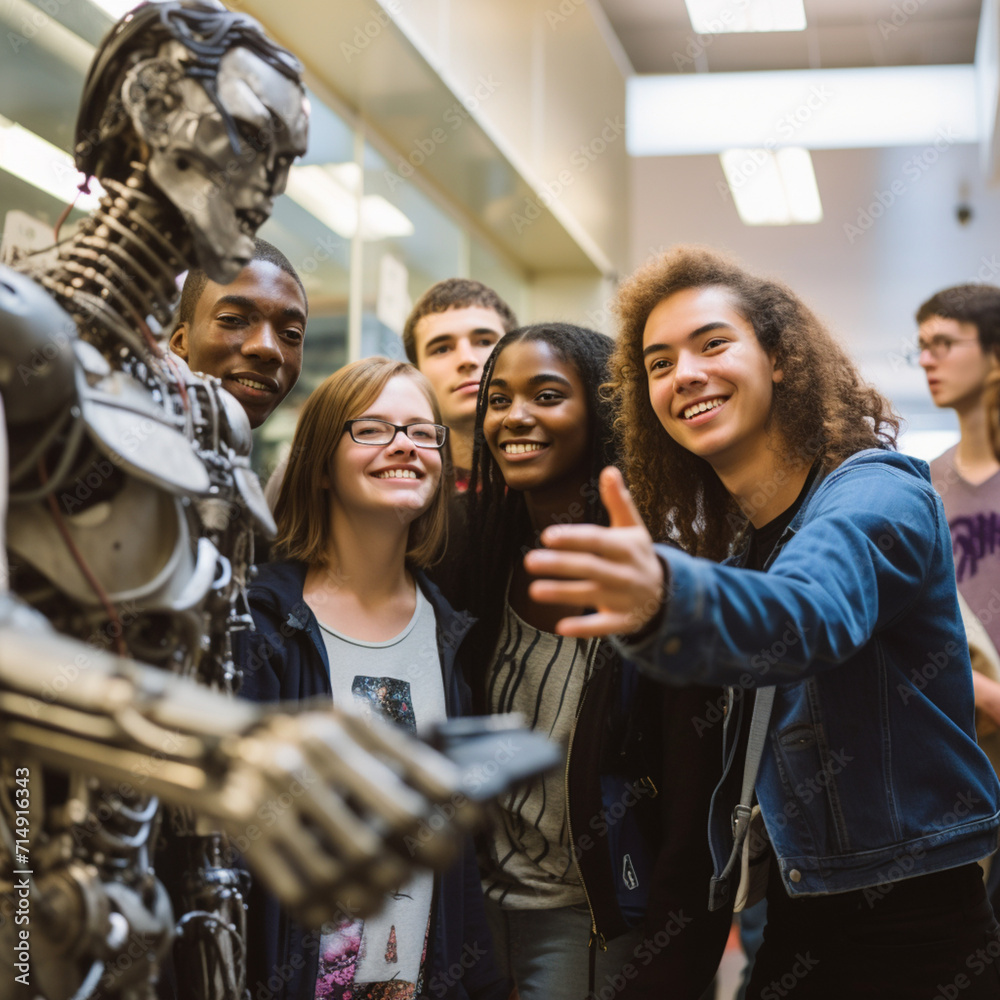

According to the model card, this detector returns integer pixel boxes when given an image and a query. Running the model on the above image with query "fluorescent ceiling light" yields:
[720,147,821,225]
[628,66,977,156]
[286,165,359,240]
[685,0,805,33]
[357,197,415,241]
[285,163,414,241]
[0,116,104,211]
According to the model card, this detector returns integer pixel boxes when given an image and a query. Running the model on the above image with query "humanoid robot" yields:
[0,5,499,998]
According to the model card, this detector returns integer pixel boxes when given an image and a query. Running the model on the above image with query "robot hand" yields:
[0,600,484,928]
[218,703,479,926]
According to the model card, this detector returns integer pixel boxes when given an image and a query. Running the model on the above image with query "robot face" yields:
[131,42,308,283]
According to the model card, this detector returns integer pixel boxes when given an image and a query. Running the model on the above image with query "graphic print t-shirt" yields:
[931,446,1000,654]
[315,587,446,1000]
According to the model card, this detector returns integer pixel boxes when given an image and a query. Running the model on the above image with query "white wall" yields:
[629,142,1000,444]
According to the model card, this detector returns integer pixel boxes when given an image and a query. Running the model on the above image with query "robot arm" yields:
[0,595,474,926]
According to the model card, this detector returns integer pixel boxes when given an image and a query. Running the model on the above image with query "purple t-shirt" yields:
[930,445,1000,652]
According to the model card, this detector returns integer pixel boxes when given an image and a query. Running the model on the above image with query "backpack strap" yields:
[708,685,775,911]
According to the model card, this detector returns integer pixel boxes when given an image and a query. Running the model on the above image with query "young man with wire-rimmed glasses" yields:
[915,284,1000,638]
[916,283,1000,916]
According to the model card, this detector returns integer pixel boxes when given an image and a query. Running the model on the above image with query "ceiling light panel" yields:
[720,147,822,226]
[684,0,806,34]
[285,164,415,242]
[628,66,977,156]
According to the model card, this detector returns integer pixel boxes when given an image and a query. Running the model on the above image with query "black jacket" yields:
[567,638,732,998]
[234,560,509,1000]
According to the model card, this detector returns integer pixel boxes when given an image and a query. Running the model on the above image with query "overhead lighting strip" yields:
[684,0,806,34]
[720,147,822,225]
[628,65,978,156]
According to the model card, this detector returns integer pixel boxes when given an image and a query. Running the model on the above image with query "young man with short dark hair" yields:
[917,284,1000,646]
[403,278,517,486]
[916,285,1000,855]
[260,277,516,511]
[170,237,307,429]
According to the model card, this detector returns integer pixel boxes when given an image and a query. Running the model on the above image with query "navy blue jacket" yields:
[567,637,732,998]
[234,560,509,1000]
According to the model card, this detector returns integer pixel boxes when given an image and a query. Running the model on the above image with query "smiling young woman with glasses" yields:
[233,356,508,1000]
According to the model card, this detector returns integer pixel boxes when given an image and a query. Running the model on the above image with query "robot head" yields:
[74,2,308,283]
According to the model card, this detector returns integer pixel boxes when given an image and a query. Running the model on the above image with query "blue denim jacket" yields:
[619,449,1000,899]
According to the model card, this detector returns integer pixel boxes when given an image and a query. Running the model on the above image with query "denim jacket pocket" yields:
[771,722,852,857]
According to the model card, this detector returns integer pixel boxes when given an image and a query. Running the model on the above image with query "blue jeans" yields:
[484,898,643,1000]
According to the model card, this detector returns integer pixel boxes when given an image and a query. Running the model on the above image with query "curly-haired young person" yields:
[524,247,1000,999]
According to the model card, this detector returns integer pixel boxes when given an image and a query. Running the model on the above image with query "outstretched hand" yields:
[523,466,665,638]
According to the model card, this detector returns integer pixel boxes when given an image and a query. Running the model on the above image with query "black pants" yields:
[745,861,1000,1000]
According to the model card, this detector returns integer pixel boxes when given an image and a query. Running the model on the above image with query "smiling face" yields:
[412,306,507,432]
[330,375,443,525]
[170,259,307,428]
[642,285,783,477]
[483,339,590,497]
[918,315,993,415]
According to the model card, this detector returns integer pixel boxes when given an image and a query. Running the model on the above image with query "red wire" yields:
[53,185,85,243]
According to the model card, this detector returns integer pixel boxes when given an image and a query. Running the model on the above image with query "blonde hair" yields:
[272,357,450,568]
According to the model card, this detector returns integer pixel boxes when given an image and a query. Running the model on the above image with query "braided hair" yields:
[461,323,618,705]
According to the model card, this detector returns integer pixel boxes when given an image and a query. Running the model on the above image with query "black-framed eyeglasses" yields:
[905,335,980,366]
[343,418,448,449]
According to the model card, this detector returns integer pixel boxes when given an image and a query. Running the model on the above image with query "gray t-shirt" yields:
[930,445,1000,652]
[481,601,594,910]
[314,587,445,998]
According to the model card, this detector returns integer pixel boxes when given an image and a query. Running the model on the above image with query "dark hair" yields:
[611,245,899,561]
[75,1,303,184]
[915,283,1000,354]
[177,237,306,323]
[402,279,518,363]
[461,323,616,704]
